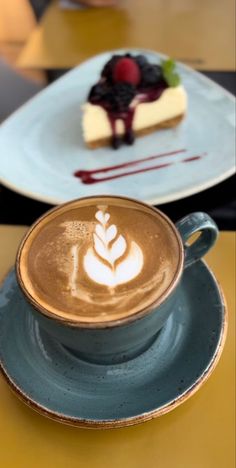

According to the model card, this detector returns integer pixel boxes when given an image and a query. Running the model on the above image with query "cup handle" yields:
[175,212,219,268]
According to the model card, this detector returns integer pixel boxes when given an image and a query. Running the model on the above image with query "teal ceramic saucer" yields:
[0,263,227,429]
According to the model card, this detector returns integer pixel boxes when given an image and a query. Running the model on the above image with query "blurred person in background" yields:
[73,0,118,5]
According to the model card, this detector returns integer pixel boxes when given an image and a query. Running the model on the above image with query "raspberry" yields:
[113,58,141,86]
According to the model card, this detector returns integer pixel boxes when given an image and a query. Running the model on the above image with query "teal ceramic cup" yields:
[16,198,218,365]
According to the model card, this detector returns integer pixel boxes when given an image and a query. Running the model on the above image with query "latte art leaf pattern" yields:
[84,209,144,287]
[93,209,127,266]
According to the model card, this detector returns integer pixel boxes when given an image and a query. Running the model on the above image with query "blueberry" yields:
[135,55,148,68]
[140,64,163,87]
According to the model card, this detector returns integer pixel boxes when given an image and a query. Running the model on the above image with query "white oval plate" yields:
[0,49,235,205]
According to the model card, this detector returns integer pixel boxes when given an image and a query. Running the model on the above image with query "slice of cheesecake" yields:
[82,54,187,150]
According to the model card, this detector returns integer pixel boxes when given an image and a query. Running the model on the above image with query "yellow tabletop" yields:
[0,226,235,468]
[18,0,235,70]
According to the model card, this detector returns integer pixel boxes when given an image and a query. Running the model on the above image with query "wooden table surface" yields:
[0,226,235,468]
[18,0,235,70]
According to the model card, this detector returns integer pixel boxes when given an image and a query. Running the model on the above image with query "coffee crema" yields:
[17,197,183,324]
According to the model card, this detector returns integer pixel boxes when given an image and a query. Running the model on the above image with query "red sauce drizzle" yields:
[182,156,202,162]
[74,150,206,185]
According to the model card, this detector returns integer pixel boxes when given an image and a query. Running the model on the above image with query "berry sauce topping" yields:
[88,54,177,149]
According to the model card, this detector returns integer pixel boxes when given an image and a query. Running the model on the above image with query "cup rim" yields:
[16,195,184,329]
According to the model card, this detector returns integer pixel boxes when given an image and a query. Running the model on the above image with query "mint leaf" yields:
[167,73,181,87]
[161,59,181,87]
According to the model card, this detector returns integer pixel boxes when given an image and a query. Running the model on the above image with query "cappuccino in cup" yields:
[17,196,218,364]
[17,196,182,325]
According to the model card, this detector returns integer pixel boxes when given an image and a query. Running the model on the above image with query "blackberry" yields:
[101,55,121,83]
[88,83,108,103]
[140,64,163,88]
[106,83,136,112]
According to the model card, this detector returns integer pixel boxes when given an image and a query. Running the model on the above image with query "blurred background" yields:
[1,0,235,119]
[0,0,235,226]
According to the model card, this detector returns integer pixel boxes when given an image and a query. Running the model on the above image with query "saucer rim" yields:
[0,264,228,429]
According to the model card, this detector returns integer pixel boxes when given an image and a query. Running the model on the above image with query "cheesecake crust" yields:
[85,114,184,149]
